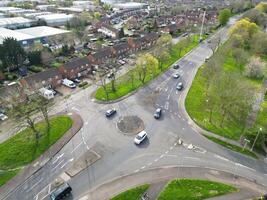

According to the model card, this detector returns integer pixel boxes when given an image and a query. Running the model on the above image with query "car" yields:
[73,78,81,83]
[173,73,180,79]
[105,108,116,117]
[173,64,180,69]
[0,113,8,121]
[205,57,210,62]
[154,108,162,119]
[62,79,76,89]
[176,82,183,91]
[50,183,72,200]
[134,130,147,144]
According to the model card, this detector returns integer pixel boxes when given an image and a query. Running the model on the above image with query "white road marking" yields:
[165,87,168,92]
[165,150,169,154]
[175,90,178,94]
[174,142,177,146]
[141,166,146,170]
[178,114,181,118]
[26,178,44,192]
[170,146,174,150]
[160,155,164,158]
[134,169,140,173]
[164,102,169,110]
[81,130,90,150]
[52,153,64,164]
[185,156,200,160]
[72,107,79,112]
[235,163,256,171]
[60,158,74,169]
[51,159,65,171]
[85,121,89,125]
[71,142,83,153]
[147,162,152,166]
[167,94,171,100]
[182,127,185,130]
[154,158,159,162]
[214,155,229,162]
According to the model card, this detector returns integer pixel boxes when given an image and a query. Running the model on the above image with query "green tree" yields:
[218,8,231,26]
[28,51,41,65]
[157,50,170,71]
[0,38,26,72]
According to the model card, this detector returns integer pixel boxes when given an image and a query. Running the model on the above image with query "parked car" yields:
[105,108,116,117]
[173,64,180,69]
[176,82,183,91]
[50,183,72,200]
[72,78,81,83]
[154,108,162,119]
[173,73,180,79]
[134,130,147,145]
[62,79,76,89]
[0,113,8,121]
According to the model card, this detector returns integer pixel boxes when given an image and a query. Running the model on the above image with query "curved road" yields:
[3,16,267,200]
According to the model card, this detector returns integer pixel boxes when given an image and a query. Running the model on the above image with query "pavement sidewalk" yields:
[79,166,266,200]
[0,112,83,200]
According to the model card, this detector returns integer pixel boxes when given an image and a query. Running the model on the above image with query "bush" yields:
[245,57,265,79]
[28,65,42,73]
[4,73,18,81]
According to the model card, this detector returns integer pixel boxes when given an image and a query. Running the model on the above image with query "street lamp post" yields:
[251,128,262,151]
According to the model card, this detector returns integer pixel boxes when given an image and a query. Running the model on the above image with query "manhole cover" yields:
[117,115,145,135]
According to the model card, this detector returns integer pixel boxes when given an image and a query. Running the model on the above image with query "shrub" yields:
[245,57,266,79]
[78,81,88,88]
[28,65,42,73]
[4,73,18,81]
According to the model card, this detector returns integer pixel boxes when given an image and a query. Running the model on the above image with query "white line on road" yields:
[26,177,44,192]
[141,166,146,170]
[164,101,169,110]
[165,87,168,92]
[134,169,140,173]
[178,114,181,118]
[160,155,164,158]
[185,156,200,160]
[170,146,174,150]
[60,158,74,169]
[52,153,64,164]
[147,162,152,166]
[167,94,170,100]
[174,142,177,146]
[165,150,169,154]
[235,163,256,171]
[154,158,159,162]
[214,155,229,162]
[176,90,178,95]
[71,142,83,153]
[51,159,65,171]
[72,107,79,112]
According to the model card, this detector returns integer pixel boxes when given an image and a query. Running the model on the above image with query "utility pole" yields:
[199,10,206,42]
[251,128,262,151]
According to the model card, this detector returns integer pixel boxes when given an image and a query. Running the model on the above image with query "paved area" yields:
[81,167,266,200]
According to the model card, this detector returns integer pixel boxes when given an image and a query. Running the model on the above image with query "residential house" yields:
[59,57,92,79]
[88,47,114,65]
[97,24,119,39]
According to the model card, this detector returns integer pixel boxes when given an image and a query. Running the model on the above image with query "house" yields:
[88,47,114,64]
[97,24,120,39]
[112,43,131,58]
[59,57,92,79]
[20,68,62,90]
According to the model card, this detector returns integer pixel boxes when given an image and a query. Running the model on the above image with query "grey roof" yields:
[24,68,61,85]
[63,57,90,70]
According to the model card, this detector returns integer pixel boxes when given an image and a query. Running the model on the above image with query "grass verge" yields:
[0,116,72,186]
[157,179,238,200]
[204,135,257,159]
[95,35,201,101]
[110,184,149,200]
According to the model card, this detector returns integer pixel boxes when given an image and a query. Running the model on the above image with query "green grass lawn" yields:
[110,184,149,200]
[157,179,238,200]
[185,45,263,141]
[204,135,258,158]
[95,35,201,101]
[0,116,72,186]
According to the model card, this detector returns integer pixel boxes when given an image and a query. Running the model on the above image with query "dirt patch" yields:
[117,115,145,136]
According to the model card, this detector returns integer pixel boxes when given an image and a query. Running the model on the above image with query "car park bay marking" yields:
[60,158,74,169]
[52,153,65,164]
[71,142,83,153]
[51,159,65,171]
[26,177,44,192]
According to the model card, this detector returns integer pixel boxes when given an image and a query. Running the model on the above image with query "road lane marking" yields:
[165,150,169,154]
[235,163,256,171]
[147,162,152,166]
[167,94,170,100]
[154,158,159,162]
[134,169,140,173]
[52,153,64,164]
[170,146,174,150]
[71,142,83,153]
[72,107,79,112]
[164,102,169,110]
[185,156,200,160]
[160,155,164,158]
[141,166,146,170]
[214,155,229,162]
[165,87,168,92]
[60,158,74,169]
[26,178,44,192]
[51,159,65,171]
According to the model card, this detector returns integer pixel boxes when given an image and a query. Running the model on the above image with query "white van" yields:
[39,88,54,99]
[62,78,76,88]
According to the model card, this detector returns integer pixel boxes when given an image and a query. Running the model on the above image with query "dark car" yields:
[154,108,162,119]
[176,82,183,91]
[173,64,180,69]
[105,108,116,117]
[50,183,72,200]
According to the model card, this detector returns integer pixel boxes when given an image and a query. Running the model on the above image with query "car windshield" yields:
[136,135,144,140]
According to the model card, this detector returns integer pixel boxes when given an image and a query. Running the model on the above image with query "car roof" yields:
[178,82,183,85]
[138,130,146,137]
[156,108,161,112]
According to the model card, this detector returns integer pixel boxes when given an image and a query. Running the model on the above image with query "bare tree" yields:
[245,57,266,79]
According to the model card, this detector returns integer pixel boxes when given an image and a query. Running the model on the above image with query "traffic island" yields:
[117,115,145,136]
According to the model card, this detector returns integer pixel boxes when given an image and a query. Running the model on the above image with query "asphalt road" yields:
[3,16,267,200]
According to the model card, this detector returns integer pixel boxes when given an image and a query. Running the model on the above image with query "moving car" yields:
[62,79,76,89]
[0,113,8,121]
[173,64,180,69]
[173,73,180,79]
[134,130,147,145]
[50,183,72,200]
[154,108,162,119]
[176,82,183,91]
[105,108,116,117]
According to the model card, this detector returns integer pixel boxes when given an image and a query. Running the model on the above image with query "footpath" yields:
[0,112,83,200]
[79,166,267,200]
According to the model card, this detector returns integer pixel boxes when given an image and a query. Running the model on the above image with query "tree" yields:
[229,34,245,49]
[136,53,158,84]
[229,19,259,39]
[218,9,231,26]
[251,32,267,55]
[157,50,170,71]
[174,37,190,57]
[28,51,41,65]
[255,2,267,13]
[156,34,172,50]
[208,34,222,54]
[245,57,266,79]
[128,70,135,89]
[0,38,26,72]
[232,48,249,71]
[244,9,267,28]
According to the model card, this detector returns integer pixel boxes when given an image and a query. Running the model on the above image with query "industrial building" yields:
[0,26,69,46]
[0,17,34,29]
[36,13,74,26]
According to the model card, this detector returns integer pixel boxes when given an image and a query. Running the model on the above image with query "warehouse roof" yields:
[0,27,34,44]
[36,13,73,21]
[16,26,70,38]
[0,17,34,27]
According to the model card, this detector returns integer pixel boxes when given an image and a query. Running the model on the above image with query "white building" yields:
[36,14,73,26]
[113,2,148,10]
[36,4,56,11]
[0,17,34,29]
